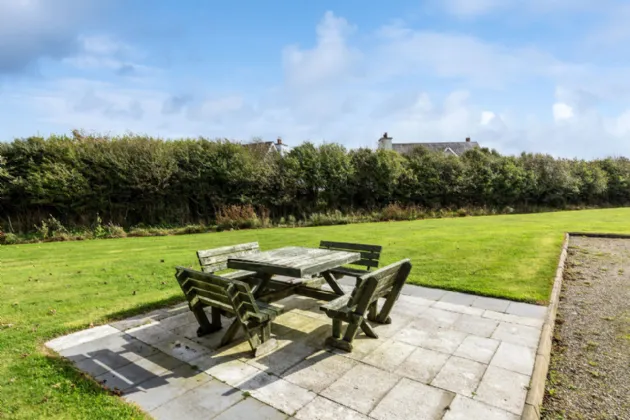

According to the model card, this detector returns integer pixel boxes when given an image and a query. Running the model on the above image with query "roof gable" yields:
[392,141,479,156]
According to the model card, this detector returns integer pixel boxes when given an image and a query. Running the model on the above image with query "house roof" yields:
[392,141,479,156]
[243,141,277,155]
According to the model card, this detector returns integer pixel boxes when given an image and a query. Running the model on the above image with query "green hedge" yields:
[1,133,629,233]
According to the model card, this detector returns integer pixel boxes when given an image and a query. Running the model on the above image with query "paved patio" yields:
[46,280,546,420]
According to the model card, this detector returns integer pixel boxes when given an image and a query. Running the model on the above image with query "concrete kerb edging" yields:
[521,232,569,420]
[521,231,630,419]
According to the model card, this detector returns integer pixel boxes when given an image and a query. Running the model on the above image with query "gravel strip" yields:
[542,237,630,419]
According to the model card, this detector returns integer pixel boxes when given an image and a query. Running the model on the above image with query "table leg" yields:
[252,273,273,298]
[194,305,222,337]
[322,271,345,295]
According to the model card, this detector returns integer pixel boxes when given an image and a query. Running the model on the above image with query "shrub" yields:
[379,204,425,221]
[173,224,209,235]
[104,222,126,238]
[216,204,261,231]
[0,232,19,245]
[308,210,348,226]
[128,227,152,237]
[33,215,68,240]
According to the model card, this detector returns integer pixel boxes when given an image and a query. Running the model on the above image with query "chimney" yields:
[275,137,287,156]
[465,137,471,142]
[378,132,393,150]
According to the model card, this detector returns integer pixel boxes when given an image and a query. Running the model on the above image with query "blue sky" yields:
[1,0,630,158]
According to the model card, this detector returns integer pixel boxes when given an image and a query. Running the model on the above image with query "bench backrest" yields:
[319,241,382,271]
[197,242,260,273]
[175,266,264,323]
[349,259,412,310]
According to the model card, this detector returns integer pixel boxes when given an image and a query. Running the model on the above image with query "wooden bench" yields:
[320,258,412,352]
[319,241,383,282]
[175,266,282,356]
[197,242,260,280]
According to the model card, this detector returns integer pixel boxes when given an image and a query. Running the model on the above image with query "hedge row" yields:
[1,133,629,233]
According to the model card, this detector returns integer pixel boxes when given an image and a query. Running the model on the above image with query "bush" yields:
[308,210,349,226]
[173,224,209,235]
[0,232,19,245]
[379,204,426,221]
[216,204,261,231]
[128,227,152,237]
[104,222,126,238]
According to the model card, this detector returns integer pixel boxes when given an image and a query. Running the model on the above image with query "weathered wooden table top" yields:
[227,246,360,278]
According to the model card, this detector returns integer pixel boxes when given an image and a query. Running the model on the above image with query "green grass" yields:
[1,207,630,418]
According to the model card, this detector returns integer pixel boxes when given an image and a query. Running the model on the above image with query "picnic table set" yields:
[175,241,412,356]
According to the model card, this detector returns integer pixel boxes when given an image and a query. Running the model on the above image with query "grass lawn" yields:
[1,207,629,418]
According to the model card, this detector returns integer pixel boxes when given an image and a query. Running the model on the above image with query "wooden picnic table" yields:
[227,246,360,299]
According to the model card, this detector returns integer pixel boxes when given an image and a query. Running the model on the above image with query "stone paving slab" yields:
[431,356,486,396]
[47,325,120,352]
[491,322,541,348]
[321,364,400,414]
[490,342,536,376]
[443,395,519,420]
[149,377,243,420]
[451,314,499,338]
[370,378,454,420]
[282,351,358,393]
[46,283,547,419]
[239,371,317,415]
[394,346,450,384]
[453,335,500,364]
[124,364,212,411]
[212,397,289,420]
[295,396,369,420]
[94,351,185,392]
[475,366,530,415]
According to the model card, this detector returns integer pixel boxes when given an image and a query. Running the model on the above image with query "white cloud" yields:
[3,10,630,160]
[0,0,102,73]
[372,24,572,89]
[441,0,505,17]
[553,103,574,121]
[439,0,604,18]
[282,11,360,87]
[60,35,157,79]
[480,111,496,125]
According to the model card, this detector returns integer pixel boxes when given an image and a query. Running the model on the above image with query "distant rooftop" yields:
[242,138,289,156]
[378,133,479,156]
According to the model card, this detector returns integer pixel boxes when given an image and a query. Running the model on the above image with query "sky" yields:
[1,0,630,158]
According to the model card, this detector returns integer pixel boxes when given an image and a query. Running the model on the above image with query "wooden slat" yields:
[321,294,351,311]
[194,291,234,312]
[319,241,382,253]
[221,270,257,280]
[227,246,360,278]
[181,277,226,296]
[227,260,303,278]
[197,242,259,259]
[329,267,369,277]
[359,260,407,283]
[306,253,361,278]
[294,286,340,301]
[355,259,379,268]
[292,251,356,269]
[198,248,260,267]
[200,262,229,272]
[178,267,230,288]
[320,249,380,260]
[373,273,398,296]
